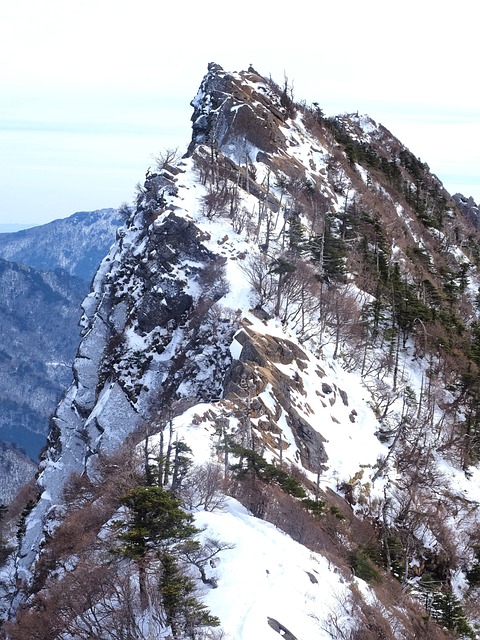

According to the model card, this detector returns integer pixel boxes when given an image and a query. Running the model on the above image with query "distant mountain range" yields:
[0,442,36,504]
[0,257,87,460]
[0,209,123,502]
[0,208,125,282]
[0,225,33,233]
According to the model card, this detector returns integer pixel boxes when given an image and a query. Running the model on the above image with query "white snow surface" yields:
[194,497,355,640]
[10,70,480,634]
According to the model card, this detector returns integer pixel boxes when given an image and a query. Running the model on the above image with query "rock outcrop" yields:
[7,63,480,639]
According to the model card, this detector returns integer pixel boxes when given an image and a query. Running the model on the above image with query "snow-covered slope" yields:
[196,497,379,640]
[6,63,480,638]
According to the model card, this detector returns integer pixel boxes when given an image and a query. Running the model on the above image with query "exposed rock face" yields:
[188,62,290,160]
[135,213,216,333]
[9,63,480,639]
[16,170,237,576]
[268,617,298,640]
[225,327,328,472]
[453,192,480,228]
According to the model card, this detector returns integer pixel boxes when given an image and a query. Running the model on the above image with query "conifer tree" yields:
[117,486,197,610]
[159,550,220,639]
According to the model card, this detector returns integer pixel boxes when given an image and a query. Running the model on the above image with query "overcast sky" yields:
[1,0,479,228]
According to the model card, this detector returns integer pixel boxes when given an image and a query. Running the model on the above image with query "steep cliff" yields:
[5,64,480,639]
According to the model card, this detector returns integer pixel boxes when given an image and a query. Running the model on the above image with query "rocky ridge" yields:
[5,64,480,638]
[453,193,480,228]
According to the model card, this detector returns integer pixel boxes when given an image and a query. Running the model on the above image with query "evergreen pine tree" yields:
[159,551,220,639]
[117,486,197,610]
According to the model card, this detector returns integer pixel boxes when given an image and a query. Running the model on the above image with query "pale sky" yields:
[1,0,479,227]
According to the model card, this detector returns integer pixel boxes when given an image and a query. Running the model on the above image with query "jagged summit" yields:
[5,64,480,639]
[187,62,292,159]
[453,192,480,228]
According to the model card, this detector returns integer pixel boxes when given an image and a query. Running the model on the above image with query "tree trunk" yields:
[139,561,148,611]
[163,420,174,485]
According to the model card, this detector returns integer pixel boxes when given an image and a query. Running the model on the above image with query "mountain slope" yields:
[0,258,88,462]
[0,209,124,474]
[0,444,36,505]
[4,63,480,638]
[0,208,124,282]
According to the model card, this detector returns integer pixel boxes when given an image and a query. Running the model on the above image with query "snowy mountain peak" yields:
[5,64,480,639]
[188,63,292,161]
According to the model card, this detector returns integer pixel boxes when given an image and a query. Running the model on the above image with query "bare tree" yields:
[181,462,227,512]
[153,147,180,172]
[240,251,276,310]
[7,559,162,640]
[178,537,235,588]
